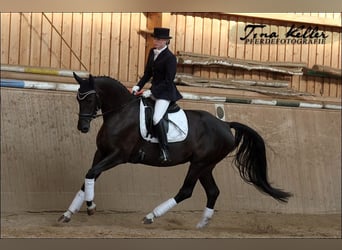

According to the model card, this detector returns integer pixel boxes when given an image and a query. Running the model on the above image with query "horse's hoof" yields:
[58,215,71,223]
[87,208,96,216]
[196,218,210,229]
[142,216,154,224]
[86,202,96,216]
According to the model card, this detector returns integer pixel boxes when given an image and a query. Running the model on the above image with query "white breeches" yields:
[153,99,170,125]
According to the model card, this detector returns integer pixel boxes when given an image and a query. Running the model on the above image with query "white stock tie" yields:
[153,49,161,60]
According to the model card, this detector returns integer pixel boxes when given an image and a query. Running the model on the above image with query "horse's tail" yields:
[229,121,292,203]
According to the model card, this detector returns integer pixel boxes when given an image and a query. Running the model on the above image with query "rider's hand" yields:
[142,90,152,98]
[131,85,140,95]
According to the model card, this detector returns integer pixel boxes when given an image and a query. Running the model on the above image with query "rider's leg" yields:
[153,99,170,162]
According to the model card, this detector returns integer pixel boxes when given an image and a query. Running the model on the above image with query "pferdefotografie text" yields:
[240,24,328,44]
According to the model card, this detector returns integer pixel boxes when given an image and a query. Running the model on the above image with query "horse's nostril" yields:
[81,127,89,133]
[78,124,89,133]
[78,120,90,133]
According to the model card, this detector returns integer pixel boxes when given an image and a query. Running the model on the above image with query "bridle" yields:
[77,90,101,120]
[77,89,140,121]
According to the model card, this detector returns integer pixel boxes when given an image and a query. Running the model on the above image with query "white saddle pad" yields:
[139,99,188,143]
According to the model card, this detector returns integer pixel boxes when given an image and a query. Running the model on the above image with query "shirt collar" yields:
[154,46,167,54]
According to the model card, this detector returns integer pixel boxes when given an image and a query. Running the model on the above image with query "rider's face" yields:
[153,38,168,49]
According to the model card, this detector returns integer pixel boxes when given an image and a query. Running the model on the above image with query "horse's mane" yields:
[94,75,123,85]
[94,75,130,94]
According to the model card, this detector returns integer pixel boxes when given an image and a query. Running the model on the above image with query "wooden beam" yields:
[177,51,306,75]
[175,73,311,97]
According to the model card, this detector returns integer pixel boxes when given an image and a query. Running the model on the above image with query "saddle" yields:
[139,97,188,143]
[142,97,180,138]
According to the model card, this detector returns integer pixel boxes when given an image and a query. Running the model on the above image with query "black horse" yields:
[58,73,292,228]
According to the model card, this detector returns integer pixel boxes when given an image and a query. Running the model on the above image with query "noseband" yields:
[77,90,100,120]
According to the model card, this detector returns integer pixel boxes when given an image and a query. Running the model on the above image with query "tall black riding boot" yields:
[154,120,170,163]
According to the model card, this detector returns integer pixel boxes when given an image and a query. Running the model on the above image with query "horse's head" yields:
[73,72,100,133]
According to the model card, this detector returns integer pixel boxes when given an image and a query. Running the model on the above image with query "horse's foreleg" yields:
[58,190,85,223]
[84,178,97,215]
[196,168,219,229]
[84,149,124,215]
[58,177,100,223]
[58,150,103,223]
[143,164,200,224]
[58,174,102,223]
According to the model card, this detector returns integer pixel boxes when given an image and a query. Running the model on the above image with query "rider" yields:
[132,27,182,163]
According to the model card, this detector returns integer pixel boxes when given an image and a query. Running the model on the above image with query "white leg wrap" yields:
[68,190,85,214]
[196,207,214,229]
[63,210,72,219]
[203,207,214,218]
[145,212,155,221]
[153,198,177,217]
[84,178,95,202]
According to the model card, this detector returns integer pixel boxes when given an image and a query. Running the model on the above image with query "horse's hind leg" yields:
[143,164,201,224]
[196,168,220,228]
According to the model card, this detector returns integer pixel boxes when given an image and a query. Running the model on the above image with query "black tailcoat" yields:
[137,48,182,102]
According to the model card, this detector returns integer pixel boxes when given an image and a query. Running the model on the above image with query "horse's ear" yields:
[73,72,83,84]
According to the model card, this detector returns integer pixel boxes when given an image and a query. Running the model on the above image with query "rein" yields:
[77,89,139,120]
[94,97,139,118]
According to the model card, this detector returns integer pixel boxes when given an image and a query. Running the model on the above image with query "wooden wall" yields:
[1,12,341,98]
[168,12,341,98]
[0,12,147,82]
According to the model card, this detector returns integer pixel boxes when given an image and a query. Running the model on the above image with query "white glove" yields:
[142,90,152,98]
[132,85,140,95]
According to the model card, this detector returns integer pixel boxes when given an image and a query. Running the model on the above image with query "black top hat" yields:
[151,27,172,39]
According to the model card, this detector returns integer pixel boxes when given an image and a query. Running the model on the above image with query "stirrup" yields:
[159,149,170,163]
